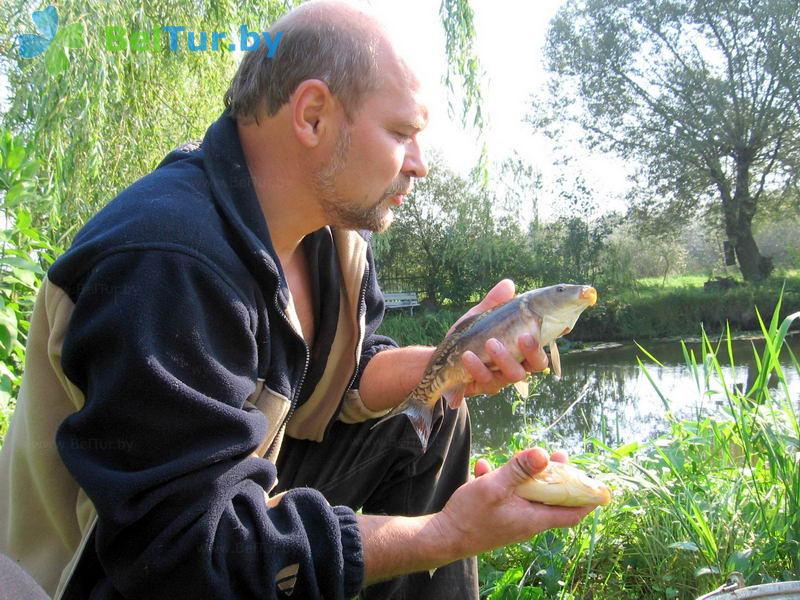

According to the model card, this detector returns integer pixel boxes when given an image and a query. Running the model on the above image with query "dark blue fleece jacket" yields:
[46,110,395,599]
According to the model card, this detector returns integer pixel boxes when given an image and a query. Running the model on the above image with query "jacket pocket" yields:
[244,379,291,460]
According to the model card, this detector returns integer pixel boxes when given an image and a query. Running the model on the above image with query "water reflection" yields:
[469,335,800,453]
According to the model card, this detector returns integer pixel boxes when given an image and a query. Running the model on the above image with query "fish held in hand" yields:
[375,284,597,451]
[515,460,611,507]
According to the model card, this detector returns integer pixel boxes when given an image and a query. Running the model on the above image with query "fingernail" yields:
[521,334,537,350]
[521,448,547,473]
[488,338,502,353]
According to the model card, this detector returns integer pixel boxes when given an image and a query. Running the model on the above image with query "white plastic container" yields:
[697,575,800,600]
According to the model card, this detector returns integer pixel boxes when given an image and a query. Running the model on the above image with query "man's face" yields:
[313,54,429,232]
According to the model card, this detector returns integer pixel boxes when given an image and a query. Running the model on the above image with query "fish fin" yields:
[442,384,466,409]
[371,395,435,452]
[428,568,437,578]
[513,380,529,398]
[550,341,562,380]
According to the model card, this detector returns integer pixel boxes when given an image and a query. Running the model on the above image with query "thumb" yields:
[476,279,515,313]
[450,280,516,335]
[494,448,549,489]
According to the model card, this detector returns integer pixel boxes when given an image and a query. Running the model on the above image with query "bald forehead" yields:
[276,1,386,39]
[273,0,427,121]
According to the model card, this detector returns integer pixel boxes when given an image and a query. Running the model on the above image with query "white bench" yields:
[384,291,420,315]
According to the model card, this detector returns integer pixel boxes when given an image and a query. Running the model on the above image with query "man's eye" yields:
[393,132,412,142]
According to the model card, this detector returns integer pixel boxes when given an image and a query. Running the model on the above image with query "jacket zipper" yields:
[264,266,310,459]
[264,238,371,456]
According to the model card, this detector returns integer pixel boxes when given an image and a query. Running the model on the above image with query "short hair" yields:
[224,3,383,122]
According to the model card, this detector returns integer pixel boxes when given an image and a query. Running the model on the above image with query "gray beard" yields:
[314,126,402,233]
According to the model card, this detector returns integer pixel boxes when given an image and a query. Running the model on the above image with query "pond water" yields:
[469,333,800,454]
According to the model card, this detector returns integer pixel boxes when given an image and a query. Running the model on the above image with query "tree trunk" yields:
[715,151,773,282]
[730,220,771,281]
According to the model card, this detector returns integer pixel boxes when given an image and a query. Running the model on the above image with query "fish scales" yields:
[413,299,536,404]
[374,284,598,452]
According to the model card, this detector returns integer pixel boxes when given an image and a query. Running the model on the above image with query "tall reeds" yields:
[479,298,799,599]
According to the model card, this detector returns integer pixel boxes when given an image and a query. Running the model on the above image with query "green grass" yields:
[623,270,800,301]
[379,274,800,346]
[476,299,800,599]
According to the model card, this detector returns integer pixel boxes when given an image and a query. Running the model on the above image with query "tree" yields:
[373,153,535,305]
[544,0,800,281]
[0,0,485,245]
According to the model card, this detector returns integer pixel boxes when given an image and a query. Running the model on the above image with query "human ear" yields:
[291,79,334,148]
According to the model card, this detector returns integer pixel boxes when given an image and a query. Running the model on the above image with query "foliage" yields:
[439,0,485,132]
[373,154,538,305]
[478,300,800,599]
[530,212,631,291]
[0,129,61,445]
[378,306,462,347]
[543,0,800,281]
[0,0,302,244]
[378,273,800,346]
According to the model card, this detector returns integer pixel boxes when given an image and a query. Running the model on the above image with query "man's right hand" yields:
[431,448,597,560]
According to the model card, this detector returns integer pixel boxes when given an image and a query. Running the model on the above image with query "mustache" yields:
[383,177,412,200]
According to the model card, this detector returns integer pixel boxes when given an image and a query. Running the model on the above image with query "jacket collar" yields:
[200,109,284,283]
[196,110,373,302]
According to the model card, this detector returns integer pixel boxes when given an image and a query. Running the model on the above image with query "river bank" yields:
[379,278,800,346]
[475,306,800,599]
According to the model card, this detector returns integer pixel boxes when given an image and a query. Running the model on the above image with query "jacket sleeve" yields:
[338,244,400,423]
[55,249,364,599]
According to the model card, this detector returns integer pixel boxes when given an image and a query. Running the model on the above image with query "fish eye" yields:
[557,286,565,292]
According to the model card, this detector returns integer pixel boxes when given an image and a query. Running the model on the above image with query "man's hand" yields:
[432,449,595,560]
[450,279,549,397]
[359,448,597,586]
[357,279,548,413]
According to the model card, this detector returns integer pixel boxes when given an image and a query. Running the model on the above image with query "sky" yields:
[0,0,634,221]
[367,0,633,221]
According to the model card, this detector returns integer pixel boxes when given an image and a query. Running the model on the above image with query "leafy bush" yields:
[478,300,800,599]
[0,130,61,446]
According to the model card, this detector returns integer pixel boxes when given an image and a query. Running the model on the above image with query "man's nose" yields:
[403,139,428,179]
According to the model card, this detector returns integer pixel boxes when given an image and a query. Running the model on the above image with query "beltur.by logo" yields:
[15,6,284,73]
[105,24,284,55]
[15,5,84,75]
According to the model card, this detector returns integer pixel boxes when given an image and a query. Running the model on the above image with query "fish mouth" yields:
[580,286,598,306]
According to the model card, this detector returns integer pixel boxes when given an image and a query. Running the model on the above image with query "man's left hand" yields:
[448,279,549,398]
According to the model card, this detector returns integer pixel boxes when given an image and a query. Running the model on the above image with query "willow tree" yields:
[0,0,483,244]
[545,0,800,281]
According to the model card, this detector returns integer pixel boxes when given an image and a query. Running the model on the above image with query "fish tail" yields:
[371,390,435,452]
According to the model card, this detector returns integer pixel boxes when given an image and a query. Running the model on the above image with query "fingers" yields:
[461,338,526,393]
[494,447,549,489]
[461,334,545,398]
[486,338,526,381]
[518,334,549,372]
[461,351,495,386]
[474,458,492,478]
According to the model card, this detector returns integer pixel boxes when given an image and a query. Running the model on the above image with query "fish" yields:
[515,460,611,507]
[376,283,598,451]
[426,456,609,580]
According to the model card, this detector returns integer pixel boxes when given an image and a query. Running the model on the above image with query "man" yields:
[0,2,598,598]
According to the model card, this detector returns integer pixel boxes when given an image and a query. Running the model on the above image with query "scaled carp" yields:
[377,284,597,451]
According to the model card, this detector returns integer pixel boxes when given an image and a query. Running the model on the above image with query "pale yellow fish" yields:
[515,460,612,507]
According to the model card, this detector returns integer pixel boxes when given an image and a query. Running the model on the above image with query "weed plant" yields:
[477,298,799,599]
